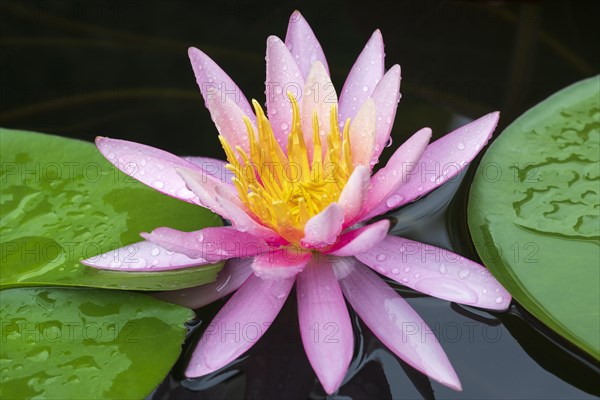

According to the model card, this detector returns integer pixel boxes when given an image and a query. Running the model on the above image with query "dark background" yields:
[1,1,599,399]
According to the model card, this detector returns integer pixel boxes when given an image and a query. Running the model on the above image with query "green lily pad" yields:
[0,128,223,291]
[0,288,194,399]
[468,76,600,360]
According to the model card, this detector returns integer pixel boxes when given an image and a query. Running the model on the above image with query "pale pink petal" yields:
[185,274,295,377]
[349,98,377,167]
[140,226,269,262]
[337,165,370,226]
[365,112,499,219]
[338,30,385,125]
[284,11,330,79]
[297,257,353,394]
[356,235,512,311]
[180,156,234,184]
[153,258,253,309]
[370,65,402,166]
[188,47,256,123]
[205,87,255,157]
[176,167,242,220]
[301,203,344,249]
[265,35,305,150]
[95,137,219,205]
[326,220,390,257]
[81,240,208,271]
[301,61,338,162]
[211,183,286,245]
[333,258,462,390]
[361,128,431,219]
[251,247,312,279]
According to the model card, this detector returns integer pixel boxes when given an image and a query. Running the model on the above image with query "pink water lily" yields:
[82,11,511,394]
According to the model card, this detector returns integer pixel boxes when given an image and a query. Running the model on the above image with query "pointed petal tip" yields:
[289,10,305,23]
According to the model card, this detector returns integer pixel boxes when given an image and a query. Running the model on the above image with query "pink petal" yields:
[205,86,255,157]
[284,11,330,79]
[333,258,462,390]
[355,235,512,311]
[337,165,370,226]
[81,240,208,271]
[188,47,256,123]
[265,35,305,151]
[326,220,390,257]
[95,137,220,205]
[361,127,431,219]
[370,65,402,166]
[251,247,312,279]
[180,156,234,184]
[185,273,295,377]
[366,112,499,219]
[301,203,344,249]
[338,30,385,126]
[210,182,286,245]
[176,167,242,220]
[140,226,269,262]
[301,61,338,162]
[296,257,353,394]
[349,98,377,167]
[153,258,253,309]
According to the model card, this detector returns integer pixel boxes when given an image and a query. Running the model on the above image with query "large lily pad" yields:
[468,76,600,360]
[0,129,223,290]
[0,288,194,399]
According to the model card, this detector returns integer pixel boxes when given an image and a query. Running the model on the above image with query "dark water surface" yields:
[2,1,598,399]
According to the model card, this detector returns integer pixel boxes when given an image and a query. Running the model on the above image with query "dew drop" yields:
[280,122,288,131]
[457,142,466,150]
[386,194,404,208]
[458,269,471,279]
[150,247,160,256]
[401,277,409,283]
[152,180,164,189]
[495,296,504,304]
[391,268,399,275]
[362,85,369,92]
[438,263,447,274]
[376,254,387,262]
[482,288,488,295]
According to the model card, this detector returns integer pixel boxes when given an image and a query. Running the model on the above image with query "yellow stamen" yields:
[219,93,354,244]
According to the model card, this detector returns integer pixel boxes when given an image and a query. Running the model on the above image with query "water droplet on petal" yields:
[391,268,399,275]
[404,267,410,273]
[386,194,404,208]
[152,180,164,189]
[457,142,466,150]
[362,85,369,92]
[438,263,447,274]
[495,296,504,304]
[458,269,471,279]
[376,254,387,262]
[150,247,160,256]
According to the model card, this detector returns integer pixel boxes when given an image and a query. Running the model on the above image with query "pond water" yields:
[1,1,598,399]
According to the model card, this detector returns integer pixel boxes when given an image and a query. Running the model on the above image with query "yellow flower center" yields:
[219,94,354,244]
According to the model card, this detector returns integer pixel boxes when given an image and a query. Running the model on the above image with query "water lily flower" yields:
[82,11,511,394]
